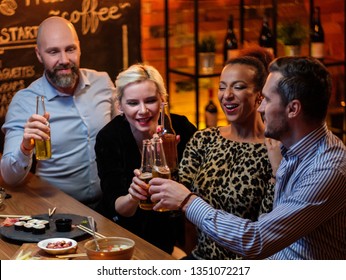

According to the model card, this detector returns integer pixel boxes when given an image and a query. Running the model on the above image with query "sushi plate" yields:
[0,213,89,242]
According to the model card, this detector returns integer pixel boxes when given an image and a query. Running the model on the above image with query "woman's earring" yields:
[257,95,263,104]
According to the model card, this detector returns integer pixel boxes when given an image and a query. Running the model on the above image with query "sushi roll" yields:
[32,224,46,235]
[27,219,39,224]
[36,220,50,229]
[37,220,50,229]
[19,216,32,222]
[23,223,34,232]
[14,221,26,231]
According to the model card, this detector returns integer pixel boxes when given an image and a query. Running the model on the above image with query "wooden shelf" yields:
[165,0,345,140]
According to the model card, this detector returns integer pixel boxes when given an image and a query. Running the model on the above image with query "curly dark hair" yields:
[238,46,275,72]
[225,56,267,92]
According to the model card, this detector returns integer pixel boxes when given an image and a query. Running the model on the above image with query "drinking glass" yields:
[35,96,52,160]
[138,139,154,210]
[152,136,171,212]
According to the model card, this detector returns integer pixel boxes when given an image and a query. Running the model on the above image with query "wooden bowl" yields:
[84,237,135,260]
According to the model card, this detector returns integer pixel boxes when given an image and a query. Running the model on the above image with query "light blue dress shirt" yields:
[1,68,115,208]
[186,124,346,259]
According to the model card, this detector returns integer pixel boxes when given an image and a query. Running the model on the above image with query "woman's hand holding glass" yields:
[114,169,150,218]
[129,169,151,202]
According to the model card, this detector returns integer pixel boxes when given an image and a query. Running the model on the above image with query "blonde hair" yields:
[115,64,168,103]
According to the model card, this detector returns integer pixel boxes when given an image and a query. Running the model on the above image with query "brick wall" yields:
[141,0,345,76]
[141,0,345,138]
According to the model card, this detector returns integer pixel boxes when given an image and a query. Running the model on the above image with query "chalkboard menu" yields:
[0,0,142,151]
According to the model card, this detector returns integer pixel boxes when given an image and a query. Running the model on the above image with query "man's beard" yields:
[46,64,79,89]
[264,116,289,141]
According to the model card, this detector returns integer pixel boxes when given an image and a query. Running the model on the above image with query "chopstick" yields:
[56,253,87,259]
[0,215,32,218]
[77,224,106,239]
[48,207,56,217]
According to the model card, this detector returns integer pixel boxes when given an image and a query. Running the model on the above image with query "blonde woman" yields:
[95,64,196,254]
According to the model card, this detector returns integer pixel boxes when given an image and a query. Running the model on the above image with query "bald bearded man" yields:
[1,16,116,209]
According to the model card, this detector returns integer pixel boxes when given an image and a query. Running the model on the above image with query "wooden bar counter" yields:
[0,173,175,260]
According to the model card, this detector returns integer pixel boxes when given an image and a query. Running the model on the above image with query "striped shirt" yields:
[186,124,346,259]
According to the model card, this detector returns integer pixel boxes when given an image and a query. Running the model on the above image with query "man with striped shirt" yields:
[148,56,346,259]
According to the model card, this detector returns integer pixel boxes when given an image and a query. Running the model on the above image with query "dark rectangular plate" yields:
[0,213,90,242]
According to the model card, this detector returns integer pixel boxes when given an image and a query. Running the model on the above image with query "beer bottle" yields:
[138,139,154,211]
[152,136,171,212]
[157,102,178,178]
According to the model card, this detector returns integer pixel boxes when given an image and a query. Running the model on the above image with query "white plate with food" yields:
[37,238,78,255]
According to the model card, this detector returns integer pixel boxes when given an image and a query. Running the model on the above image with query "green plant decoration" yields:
[198,36,216,52]
[277,21,308,46]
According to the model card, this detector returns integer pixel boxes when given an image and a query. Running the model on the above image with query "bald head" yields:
[35,16,81,94]
[37,16,79,49]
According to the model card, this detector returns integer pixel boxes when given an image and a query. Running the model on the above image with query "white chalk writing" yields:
[0,26,38,44]
[49,0,131,34]
[25,0,64,5]
[0,79,26,117]
[0,66,35,81]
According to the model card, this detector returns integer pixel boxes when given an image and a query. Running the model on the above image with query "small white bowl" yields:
[37,238,78,255]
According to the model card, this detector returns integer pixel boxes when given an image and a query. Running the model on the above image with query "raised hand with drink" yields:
[135,137,172,212]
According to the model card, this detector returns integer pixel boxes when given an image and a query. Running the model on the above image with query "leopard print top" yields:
[179,127,275,260]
